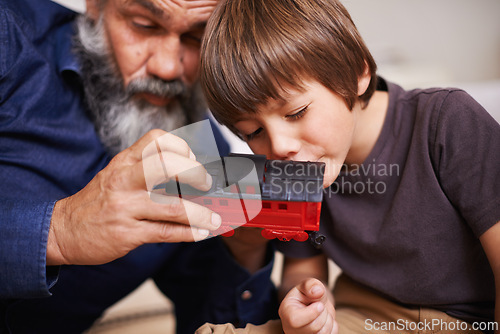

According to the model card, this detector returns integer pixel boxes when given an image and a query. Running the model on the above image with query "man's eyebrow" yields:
[193,22,207,30]
[125,0,165,19]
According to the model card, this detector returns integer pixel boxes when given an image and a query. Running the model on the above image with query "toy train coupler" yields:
[307,231,326,249]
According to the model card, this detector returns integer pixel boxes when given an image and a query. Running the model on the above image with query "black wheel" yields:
[307,231,325,248]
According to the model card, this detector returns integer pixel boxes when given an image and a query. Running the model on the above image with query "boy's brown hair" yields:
[201,0,377,135]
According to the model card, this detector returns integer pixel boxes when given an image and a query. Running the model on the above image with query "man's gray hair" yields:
[73,14,206,156]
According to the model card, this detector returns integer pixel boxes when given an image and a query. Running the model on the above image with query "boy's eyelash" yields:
[286,104,310,120]
[244,128,263,141]
[242,104,309,141]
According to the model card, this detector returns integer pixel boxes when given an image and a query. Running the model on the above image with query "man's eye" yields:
[182,33,203,46]
[132,18,157,30]
[244,128,263,141]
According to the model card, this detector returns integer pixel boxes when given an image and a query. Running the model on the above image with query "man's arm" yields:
[480,221,500,334]
[0,199,59,298]
[46,130,222,266]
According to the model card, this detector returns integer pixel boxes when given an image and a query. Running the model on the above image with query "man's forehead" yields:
[120,0,217,20]
[124,0,164,17]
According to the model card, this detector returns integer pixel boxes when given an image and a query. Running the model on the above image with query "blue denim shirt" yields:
[0,0,277,332]
[0,0,109,298]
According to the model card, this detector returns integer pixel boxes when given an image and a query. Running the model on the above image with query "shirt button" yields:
[241,290,253,300]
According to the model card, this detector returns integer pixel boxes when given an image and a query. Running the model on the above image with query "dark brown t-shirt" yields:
[277,78,500,324]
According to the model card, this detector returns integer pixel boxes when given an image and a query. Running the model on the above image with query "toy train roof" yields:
[159,154,325,202]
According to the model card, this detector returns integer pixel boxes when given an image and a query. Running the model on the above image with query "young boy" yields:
[200,0,500,333]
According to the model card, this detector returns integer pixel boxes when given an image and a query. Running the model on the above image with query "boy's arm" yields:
[279,254,337,334]
[280,254,329,300]
[479,221,500,334]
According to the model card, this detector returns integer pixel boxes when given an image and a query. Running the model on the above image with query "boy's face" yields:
[233,80,358,188]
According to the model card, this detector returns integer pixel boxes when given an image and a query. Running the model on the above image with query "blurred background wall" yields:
[342,0,500,87]
[55,0,500,84]
[53,0,500,145]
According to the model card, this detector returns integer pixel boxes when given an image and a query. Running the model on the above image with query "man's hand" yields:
[279,278,338,334]
[46,129,222,266]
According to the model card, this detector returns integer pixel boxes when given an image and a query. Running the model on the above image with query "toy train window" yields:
[203,199,213,205]
[262,202,271,209]
[219,199,228,206]
[278,204,287,210]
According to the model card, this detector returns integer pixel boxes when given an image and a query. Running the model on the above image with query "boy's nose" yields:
[268,131,301,161]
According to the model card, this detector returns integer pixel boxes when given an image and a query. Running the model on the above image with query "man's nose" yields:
[146,36,184,81]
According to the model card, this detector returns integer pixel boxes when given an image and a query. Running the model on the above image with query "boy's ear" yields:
[85,0,101,21]
[357,63,371,96]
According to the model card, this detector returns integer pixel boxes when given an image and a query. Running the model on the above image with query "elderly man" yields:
[0,0,277,332]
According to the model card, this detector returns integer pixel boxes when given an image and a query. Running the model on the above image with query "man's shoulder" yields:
[0,0,78,77]
[0,0,77,38]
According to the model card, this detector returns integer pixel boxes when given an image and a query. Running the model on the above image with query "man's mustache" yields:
[126,78,187,99]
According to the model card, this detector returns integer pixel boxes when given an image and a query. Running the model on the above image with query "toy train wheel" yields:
[261,229,292,241]
[293,231,309,242]
[262,229,305,241]
[261,229,276,240]
[215,226,236,237]
[221,229,235,237]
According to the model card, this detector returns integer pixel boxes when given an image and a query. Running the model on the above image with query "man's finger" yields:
[124,129,195,163]
[141,131,197,161]
[141,151,212,192]
[140,193,222,231]
[141,220,212,243]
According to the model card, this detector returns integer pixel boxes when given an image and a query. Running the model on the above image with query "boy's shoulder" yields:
[385,78,492,130]
[387,79,472,111]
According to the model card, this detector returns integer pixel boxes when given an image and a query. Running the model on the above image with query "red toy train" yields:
[157,154,326,246]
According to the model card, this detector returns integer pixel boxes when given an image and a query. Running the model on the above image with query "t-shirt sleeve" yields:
[430,90,500,237]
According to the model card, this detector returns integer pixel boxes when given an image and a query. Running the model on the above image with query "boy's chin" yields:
[323,178,335,189]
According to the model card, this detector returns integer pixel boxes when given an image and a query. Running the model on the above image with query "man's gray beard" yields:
[73,15,207,156]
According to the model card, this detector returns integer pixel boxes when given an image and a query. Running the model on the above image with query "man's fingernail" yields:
[206,173,212,189]
[211,213,222,228]
[196,228,209,239]
[190,150,196,161]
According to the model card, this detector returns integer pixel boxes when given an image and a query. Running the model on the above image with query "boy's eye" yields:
[286,104,310,120]
[244,127,263,141]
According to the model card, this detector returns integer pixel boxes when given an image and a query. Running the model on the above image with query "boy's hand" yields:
[279,278,338,334]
